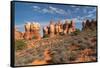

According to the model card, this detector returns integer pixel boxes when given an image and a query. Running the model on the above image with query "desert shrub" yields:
[71,29,81,36]
[15,40,27,51]
[59,32,64,36]
[32,35,37,39]
[67,51,77,61]
[43,34,49,38]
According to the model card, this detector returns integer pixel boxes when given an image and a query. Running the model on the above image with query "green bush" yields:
[43,34,49,38]
[15,40,27,51]
[67,51,77,61]
[32,35,37,39]
[71,29,81,36]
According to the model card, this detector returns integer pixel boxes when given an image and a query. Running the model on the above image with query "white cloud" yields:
[15,24,24,28]
[33,6,40,9]
[86,14,94,18]
[42,8,54,14]
[88,8,96,14]
[15,24,24,32]
[32,5,67,15]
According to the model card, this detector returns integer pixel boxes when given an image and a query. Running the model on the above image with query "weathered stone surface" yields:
[24,32,31,40]
[43,26,49,37]
[55,23,59,35]
[82,19,97,30]
[71,20,76,32]
[49,20,55,37]
[24,22,31,32]
[24,22,41,40]
[63,20,69,34]
[30,23,41,40]
[58,20,63,33]
[15,27,23,40]
[43,19,76,37]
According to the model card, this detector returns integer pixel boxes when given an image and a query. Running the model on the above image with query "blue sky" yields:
[14,2,97,36]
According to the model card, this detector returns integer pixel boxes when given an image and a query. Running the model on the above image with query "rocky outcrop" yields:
[24,23,31,40]
[30,22,41,40]
[23,22,41,40]
[58,20,63,34]
[49,21,55,37]
[15,27,23,40]
[15,19,77,40]
[64,20,76,34]
[43,19,76,37]
[82,19,97,30]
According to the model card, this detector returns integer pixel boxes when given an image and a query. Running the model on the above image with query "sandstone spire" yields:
[49,20,55,37]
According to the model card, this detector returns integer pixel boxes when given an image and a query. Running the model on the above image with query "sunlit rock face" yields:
[24,22,31,40]
[63,20,69,34]
[68,20,76,34]
[82,19,97,30]
[71,20,76,32]
[24,22,41,40]
[58,20,63,34]
[30,22,41,40]
[49,20,55,37]
[42,19,76,37]
[15,27,23,40]
[63,20,76,34]
[55,23,59,35]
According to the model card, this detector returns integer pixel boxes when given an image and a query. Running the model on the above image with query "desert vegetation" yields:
[14,19,97,66]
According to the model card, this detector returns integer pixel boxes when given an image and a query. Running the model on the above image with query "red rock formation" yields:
[58,20,63,34]
[42,19,76,37]
[30,23,41,40]
[82,19,97,30]
[63,20,69,34]
[55,23,59,35]
[23,22,41,40]
[67,20,76,34]
[71,20,76,32]
[24,23,31,40]
[15,27,23,40]
[49,20,55,37]
[43,26,49,37]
